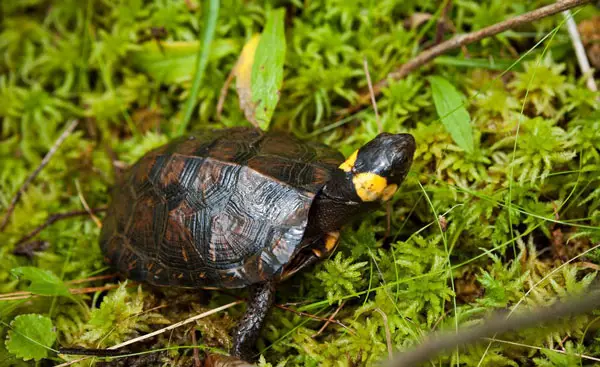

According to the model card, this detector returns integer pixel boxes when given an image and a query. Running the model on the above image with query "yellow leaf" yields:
[234,34,261,127]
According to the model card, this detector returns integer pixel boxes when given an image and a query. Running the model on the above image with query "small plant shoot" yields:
[5,314,57,361]
[429,75,474,153]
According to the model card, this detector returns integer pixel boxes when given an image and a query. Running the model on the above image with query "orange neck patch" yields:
[352,172,387,202]
[339,150,358,172]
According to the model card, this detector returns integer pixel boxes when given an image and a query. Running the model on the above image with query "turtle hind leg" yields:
[231,281,276,361]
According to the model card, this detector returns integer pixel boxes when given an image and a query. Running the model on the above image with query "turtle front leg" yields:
[231,281,276,360]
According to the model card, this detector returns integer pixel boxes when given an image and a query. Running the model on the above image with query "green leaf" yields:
[11,267,73,300]
[428,75,474,153]
[130,40,237,84]
[251,8,286,130]
[5,314,57,361]
[178,0,220,136]
[234,34,262,127]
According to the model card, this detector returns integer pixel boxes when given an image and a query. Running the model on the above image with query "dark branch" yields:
[341,0,593,117]
[15,207,107,246]
[58,347,129,357]
[1,119,79,231]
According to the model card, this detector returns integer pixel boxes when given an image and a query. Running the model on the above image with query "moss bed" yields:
[1,1,600,366]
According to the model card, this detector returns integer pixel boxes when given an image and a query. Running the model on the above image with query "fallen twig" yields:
[216,66,236,120]
[1,119,79,230]
[190,328,202,367]
[75,179,102,228]
[67,274,118,284]
[312,301,345,338]
[0,274,117,301]
[0,283,129,301]
[563,9,598,92]
[13,240,50,258]
[55,301,243,366]
[340,0,593,117]
[14,207,107,246]
[107,301,242,350]
[434,0,453,45]
[275,303,354,335]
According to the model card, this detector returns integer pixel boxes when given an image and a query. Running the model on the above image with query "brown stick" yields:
[66,274,118,284]
[14,207,107,246]
[0,275,119,300]
[0,283,128,301]
[190,328,201,367]
[312,301,345,338]
[341,0,592,117]
[1,119,79,231]
[434,0,453,45]
[275,304,354,334]
[216,66,236,120]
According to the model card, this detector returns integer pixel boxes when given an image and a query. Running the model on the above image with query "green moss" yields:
[1,0,599,366]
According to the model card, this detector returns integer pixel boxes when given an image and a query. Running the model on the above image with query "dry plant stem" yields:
[435,0,453,45]
[75,180,102,228]
[107,301,242,350]
[216,289,352,331]
[55,357,88,366]
[216,66,236,120]
[0,283,127,301]
[563,9,598,92]
[487,338,600,363]
[384,202,392,239]
[275,304,354,334]
[312,301,345,337]
[558,334,569,350]
[0,274,118,300]
[578,261,600,271]
[67,274,118,284]
[362,57,382,133]
[383,289,600,367]
[375,308,393,360]
[56,301,243,367]
[342,0,593,117]
[0,119,79,231]
[190,329,201,367]
[14,207,107,246]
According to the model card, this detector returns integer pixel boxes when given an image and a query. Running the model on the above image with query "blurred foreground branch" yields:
[384,289,600,367]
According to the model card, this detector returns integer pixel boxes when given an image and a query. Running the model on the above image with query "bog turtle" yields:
[100,127,415,360]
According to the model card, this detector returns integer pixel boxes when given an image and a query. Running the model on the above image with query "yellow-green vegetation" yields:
[1,0,600,366]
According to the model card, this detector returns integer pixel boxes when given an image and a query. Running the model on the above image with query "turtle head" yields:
[327,133,415,203]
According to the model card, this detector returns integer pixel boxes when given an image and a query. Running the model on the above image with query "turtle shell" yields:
[100,127,344,288]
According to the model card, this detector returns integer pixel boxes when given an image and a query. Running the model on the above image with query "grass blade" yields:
[177,0,220,136]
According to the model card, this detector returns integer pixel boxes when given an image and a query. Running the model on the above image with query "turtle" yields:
[100,127,416,360]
